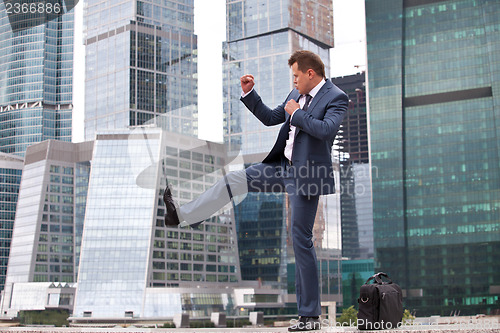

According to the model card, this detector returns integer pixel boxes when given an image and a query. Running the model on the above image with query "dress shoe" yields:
[288,316,321,332]
[163,186,180,227]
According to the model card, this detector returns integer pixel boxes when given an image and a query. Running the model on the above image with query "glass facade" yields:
[2,157,46,309]
[37,163,76,284]
[332,73,374,260]
[1,140,92,316]
[0,2,74,309]
[0,154,23,293]
[84,0,198,141]
[235,192,287,285]
[0,4,73,155]
[366,0,500,315]
[74,128,242,318]
[74,130,161,317]
[153,144,240,289]
[74,161,91,281]
[341,259,374,309]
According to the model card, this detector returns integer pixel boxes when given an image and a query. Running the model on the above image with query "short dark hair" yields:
[288,50,325,78]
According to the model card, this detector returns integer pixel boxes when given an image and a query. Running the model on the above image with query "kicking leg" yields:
[173,162,284,226]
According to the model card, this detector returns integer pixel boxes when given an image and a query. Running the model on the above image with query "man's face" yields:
[291,62,312,95]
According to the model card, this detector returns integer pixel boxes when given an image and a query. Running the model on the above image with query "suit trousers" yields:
[177,160,321,316]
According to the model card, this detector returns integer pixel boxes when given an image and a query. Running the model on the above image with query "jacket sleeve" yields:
[290,92,348,141]
[240,89,289,126]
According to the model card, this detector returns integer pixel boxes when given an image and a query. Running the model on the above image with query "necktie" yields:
[302,94,313,112]
[285,94,312,162]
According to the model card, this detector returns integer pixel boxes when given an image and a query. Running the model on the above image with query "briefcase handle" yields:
[365,272,393,285]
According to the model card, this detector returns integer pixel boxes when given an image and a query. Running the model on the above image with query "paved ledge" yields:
[1,324,500,333]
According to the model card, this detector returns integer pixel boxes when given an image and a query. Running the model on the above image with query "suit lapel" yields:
[294,80,333,137]
[306,80,333,114]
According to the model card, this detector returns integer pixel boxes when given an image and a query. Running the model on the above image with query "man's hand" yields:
[285,99,300,116]
[240,74,255,94]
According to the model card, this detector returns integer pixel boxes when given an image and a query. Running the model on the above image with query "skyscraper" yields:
[83,0,198,141]
[332,72,373,260]
[72,128,243,319]
[224,0,342,314]
[0,153,23,293]
[366,0,500,316]
[0,4,73,155]
[0,126,284,320]
[0,2,75,296]
[1,140,93,316]
[332,72,375,309]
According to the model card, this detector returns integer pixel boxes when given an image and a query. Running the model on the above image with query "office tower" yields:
[332,72,373,260]
[0,3,74,298]
[366,0,500,315]
[0,131,282,320]
[0,153,23,293]
[0,5,73,155]
[83,0,198,141]
[1,140,93,316]
[332,73,374,309]
[224,0,342,314]
[73,128,244,319]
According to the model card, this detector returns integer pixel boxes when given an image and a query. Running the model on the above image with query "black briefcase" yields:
[357,272,403,330]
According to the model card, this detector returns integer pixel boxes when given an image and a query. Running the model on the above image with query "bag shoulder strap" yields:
[365,272,393,285]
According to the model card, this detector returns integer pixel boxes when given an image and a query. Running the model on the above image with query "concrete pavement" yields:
[1,323,500,333]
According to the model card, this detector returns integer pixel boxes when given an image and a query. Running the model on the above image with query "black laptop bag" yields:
[357,272,403,330]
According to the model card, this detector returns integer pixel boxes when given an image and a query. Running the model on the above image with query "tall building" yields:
[0,140,93,316]
[0,2,75,296]
[332,73,375,309]
[72,128,277,320]
[0,126,284,320]
[332,72,373,260]
[366,0,500,316]
[0,153,23,293]
[83,0,198,141]
[224,0,342,314]
[0,4,73,155]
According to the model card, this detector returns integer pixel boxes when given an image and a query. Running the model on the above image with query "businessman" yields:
[164,50,348,331]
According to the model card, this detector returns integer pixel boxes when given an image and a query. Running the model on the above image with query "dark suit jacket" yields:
[240,79,348,195]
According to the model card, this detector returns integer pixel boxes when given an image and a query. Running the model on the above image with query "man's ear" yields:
[307,69,315,79]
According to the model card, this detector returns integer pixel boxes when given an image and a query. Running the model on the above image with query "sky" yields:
[72,0,366,143]
[194,0,226,142]
[330,0,367,77]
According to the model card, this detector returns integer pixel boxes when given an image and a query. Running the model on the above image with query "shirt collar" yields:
[307,79,326,99]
